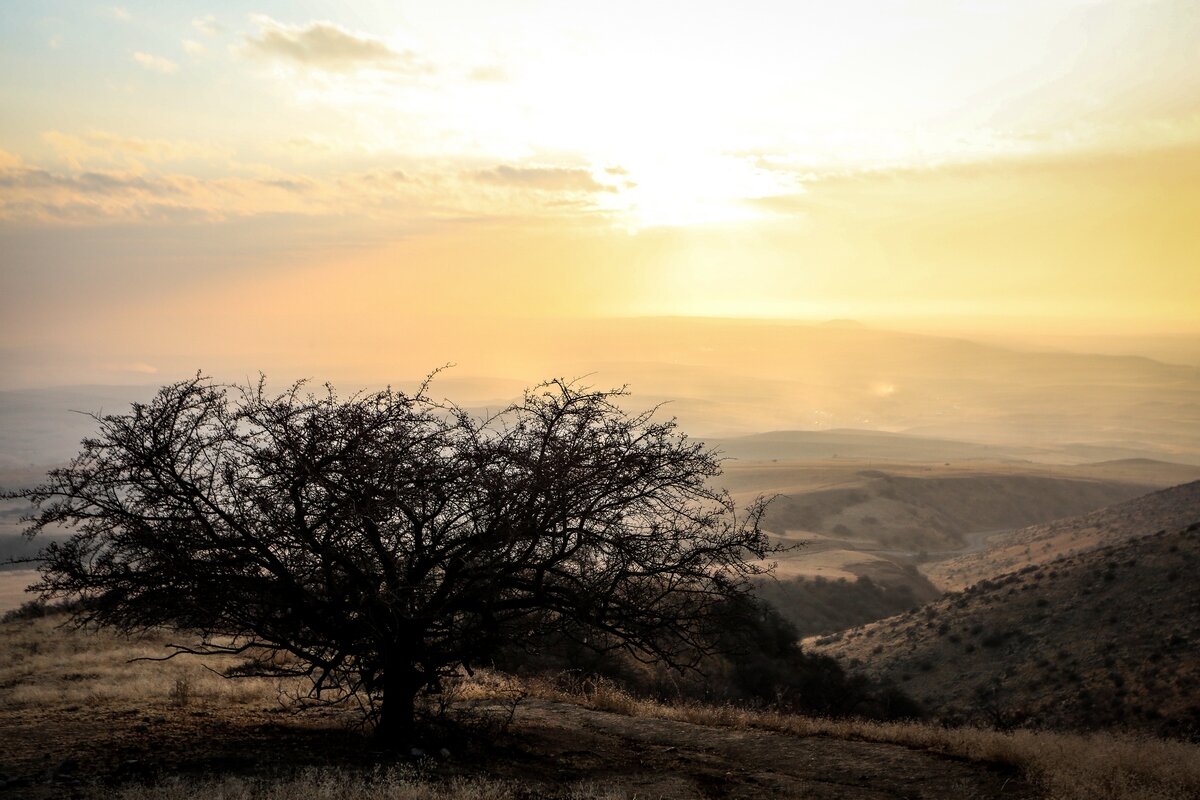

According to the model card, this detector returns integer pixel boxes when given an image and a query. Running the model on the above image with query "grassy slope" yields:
[924,480,1200,590]
[810,524,1200,738]
[754,571,940,638]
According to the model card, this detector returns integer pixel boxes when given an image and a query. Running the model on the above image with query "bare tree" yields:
[10,374,775,744]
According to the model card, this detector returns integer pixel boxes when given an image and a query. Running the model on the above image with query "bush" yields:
[1,597,82,623]
[494,595,923,721]
[1,598,49,622]
[752,572,938,638]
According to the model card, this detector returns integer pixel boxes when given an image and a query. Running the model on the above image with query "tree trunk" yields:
[374,668,422,750]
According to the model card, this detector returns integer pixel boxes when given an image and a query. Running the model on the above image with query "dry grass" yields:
[101,768,516,800]
[101,767,629,800]
[0,615,290,711]
[4,615,1198,800]
[504,672,1200,800]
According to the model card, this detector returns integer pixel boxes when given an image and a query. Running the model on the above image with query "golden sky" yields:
[1,1,1199,388]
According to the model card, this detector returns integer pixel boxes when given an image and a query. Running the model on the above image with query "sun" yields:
[595,151,791,230]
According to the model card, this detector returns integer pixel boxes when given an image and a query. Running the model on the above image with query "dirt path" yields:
[488,699,1035,799]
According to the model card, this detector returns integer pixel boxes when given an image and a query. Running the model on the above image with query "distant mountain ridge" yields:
[708,428,1038,463]
[3,318,1199,463]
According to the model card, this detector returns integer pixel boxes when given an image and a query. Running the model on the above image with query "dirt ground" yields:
[0,694,1034,799]
[496,700,1034,799]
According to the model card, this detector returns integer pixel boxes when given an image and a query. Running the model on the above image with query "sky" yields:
[1,1,1199,389]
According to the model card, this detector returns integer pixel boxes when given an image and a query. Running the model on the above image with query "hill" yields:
[563,318,1200,462]
[754,571,941,638]
[808,522,1200,739]
[925,480,1200,590]
[719,463,1187,642]
[705,428,1027,462]
[718,459,1168,559]
[762,471,1155,551]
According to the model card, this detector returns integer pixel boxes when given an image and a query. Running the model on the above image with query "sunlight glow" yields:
[1,0,1198,391]
[601,154,793,229]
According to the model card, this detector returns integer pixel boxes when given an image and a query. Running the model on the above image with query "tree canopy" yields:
[13,375,776,742]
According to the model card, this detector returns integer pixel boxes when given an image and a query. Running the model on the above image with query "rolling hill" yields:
[924,480,1200,590]
[807,486,1200,738]
[761,471,1156,551]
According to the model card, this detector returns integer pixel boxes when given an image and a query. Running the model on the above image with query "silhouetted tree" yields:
[11,374,774,744]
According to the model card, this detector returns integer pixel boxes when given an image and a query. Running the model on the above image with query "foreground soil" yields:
[493,699,1033,799]
[0,690,1033,799]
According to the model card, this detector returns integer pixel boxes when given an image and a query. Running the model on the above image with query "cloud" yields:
[42,130,233,169]
[192,15,223,36]
[109,6,131,21]
[0,167,180,196]
[244,16,418,72]
[468,64,509,82]
[744,193,810,216]
[0,158,428,226]
[0,148,22,169]
[99,362,158,376]
[133,52,178,74]
[337,168,411,188]
[474,165,614,193]
[0,163,280,224]
[0,148,618,227]
[257,177,314,193]
[182,39,206,56]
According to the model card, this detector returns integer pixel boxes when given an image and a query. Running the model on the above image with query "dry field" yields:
[0,570,36,614]
[2,614,1198,799]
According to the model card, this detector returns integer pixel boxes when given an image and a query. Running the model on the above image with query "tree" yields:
[12,374,775,744]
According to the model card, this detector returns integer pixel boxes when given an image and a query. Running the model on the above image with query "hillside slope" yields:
[925,480,1200,590]
[809,523,1200,738]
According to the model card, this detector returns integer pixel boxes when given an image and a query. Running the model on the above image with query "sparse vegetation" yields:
[514,672,1200,800]
[102,770,529,800]
[811,515,1200,740]
[4,612,1199,800]
[753,571,937,637]
[5,411,1198,797]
